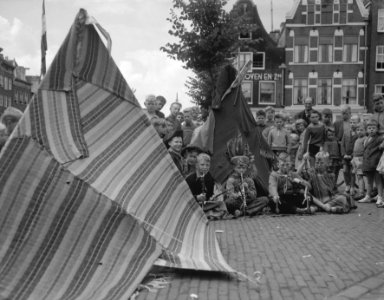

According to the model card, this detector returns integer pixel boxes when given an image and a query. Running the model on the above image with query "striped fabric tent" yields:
[0,9,233,300]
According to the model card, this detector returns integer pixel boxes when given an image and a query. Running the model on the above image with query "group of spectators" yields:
[147,93,384,220]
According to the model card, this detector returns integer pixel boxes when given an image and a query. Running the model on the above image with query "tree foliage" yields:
[161,0,265,107]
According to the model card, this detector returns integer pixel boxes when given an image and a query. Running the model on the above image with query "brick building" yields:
[366,0,384,112]
[284,0,369,115]
[0,48,16,116]
[231,0,285,113]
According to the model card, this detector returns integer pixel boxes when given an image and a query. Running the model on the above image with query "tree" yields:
[161,0,261,107]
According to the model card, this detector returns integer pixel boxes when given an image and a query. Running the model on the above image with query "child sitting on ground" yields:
[268,152,313,214]
[298,152,351,213]
[225,156,269,217]
[358,119,384,205]
[185,153,231,220]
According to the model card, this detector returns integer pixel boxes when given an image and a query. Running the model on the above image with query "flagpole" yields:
[41,0,47,78]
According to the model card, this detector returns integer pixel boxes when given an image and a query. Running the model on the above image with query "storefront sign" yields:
[244,72,282,81]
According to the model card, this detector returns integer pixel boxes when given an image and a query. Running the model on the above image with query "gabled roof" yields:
[286,0,369,20]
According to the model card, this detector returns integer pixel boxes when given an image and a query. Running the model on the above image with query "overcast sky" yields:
[0,0,293,112]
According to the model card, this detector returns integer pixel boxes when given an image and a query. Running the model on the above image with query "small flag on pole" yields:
[41,0,47,76]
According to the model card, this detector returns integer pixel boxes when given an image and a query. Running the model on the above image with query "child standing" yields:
[340,114,360,194]
[267,113,291,155]
[372,93,384,136]
[323,127,341,188]
[322,108,334,132]
[299,111,326,167]
[358,119,384,204]
[351,123,367,200]
[255,109,267,131]
[165,130,185,174]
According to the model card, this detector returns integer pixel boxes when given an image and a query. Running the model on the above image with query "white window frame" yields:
[259,81,276,105]
[376,45,384,71]
[342,79,357,105]
[315,0,321,25]
[333,0,340,24]
[239,30,251,40]
[343,43,358,63]
[375,84,384,95]
[237,52,253,73]
[378,9,384,32]
[241,81,253,105]
[252,52,265,70]
[317,78,333,105]
[294,45,308,63]
[293,78,308,105]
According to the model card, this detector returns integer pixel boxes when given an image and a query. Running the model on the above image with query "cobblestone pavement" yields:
[137,203,384,300]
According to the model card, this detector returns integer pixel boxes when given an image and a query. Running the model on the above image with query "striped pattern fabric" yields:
[0,9,233,300]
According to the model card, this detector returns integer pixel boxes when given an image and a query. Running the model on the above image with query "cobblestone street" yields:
[137,203,384,300]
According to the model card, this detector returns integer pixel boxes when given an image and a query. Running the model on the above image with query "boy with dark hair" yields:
[268,152,313,214]
[165,130,184,174]
[255,109,266,130]
[267,113,291,155]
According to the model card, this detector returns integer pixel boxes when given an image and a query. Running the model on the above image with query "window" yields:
[0,74,3,88]
[252,52,265,69]
[4,77,8,90]
[241,81,253,105]
[342,79,356,105]
[238,52,252,72]
[239,30,251,40]
[343,43,358,62]
[378,9,384,32]
[317,79,332,105]
[333,0,340,23]
[375,84,384,96]
[259,81,276,104]
[0,95,3,106]
[8,78,12,90]
[293,79,308,105]
[376,46,384,71]
[294,45,308,63]
[319,44,333,62]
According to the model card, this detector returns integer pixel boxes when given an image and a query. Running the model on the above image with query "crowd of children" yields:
[142,93,384,220]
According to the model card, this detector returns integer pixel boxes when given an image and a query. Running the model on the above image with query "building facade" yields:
[0,49,15,116]
[231,0,285,113]
[366,0,384,112]
[284,0,369,114]
[13,66,32,112]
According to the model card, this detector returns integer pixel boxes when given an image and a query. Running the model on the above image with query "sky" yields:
[0,0,293,112]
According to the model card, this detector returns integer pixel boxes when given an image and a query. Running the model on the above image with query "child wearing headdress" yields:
[224,155,269,217]
[299,151,351,213]
[185,153,231,220]
[268,152,313,214]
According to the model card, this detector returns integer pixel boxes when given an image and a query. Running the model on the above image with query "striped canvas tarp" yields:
[0,9,234,300]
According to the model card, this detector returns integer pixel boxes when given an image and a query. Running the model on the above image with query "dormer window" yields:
[239,30,251,40]
[378,9,384,32]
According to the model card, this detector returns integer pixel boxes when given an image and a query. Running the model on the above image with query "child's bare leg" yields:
[356,174,365,195]
[359,172,374,203]
[311,197,330,212]
[374,172,383,201]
